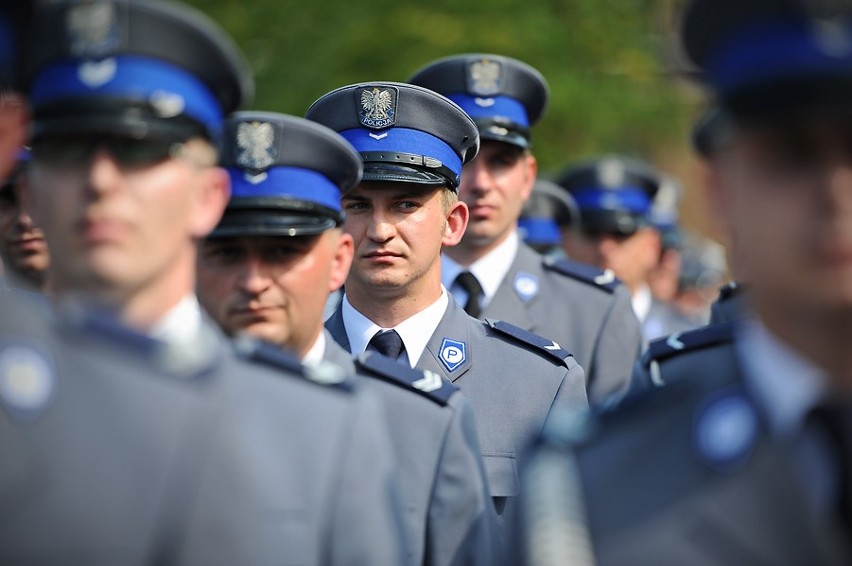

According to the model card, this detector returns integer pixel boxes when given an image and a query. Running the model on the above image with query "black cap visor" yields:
[579,211,648,238]
[723,75,852,127]
[32,98,209,143]
[210,197,342,238]
[361,162,457,189]
[474,117,530,149]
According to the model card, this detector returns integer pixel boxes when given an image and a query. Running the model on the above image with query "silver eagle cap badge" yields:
[468,59,502,96]
[358,86,397,129]
[236,121,276,171]
[66,0,120,58]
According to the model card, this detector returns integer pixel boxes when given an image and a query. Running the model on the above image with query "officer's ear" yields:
[190,164,231,239]
[0,94,28,181]
[441,189,469,247]
[520,152,537,202]
[699,147,735,249]
[329,230,353,293]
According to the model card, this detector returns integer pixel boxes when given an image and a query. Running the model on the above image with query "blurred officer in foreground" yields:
[0,152,51,291]
[3,1,406,563]
[518,0,852,563]
[307,81,588,534]
[517,178,578,257]
[556,155,665,340]
[196,111,501,566]
[409,55,642,405]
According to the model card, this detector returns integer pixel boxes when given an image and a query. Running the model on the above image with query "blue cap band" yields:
[30,55,223,136]
[518,217,562,245]
[340,127,462,178]
[706,20,852,96]
[227,166,342,213]
[572,186,652,214]
[448,94,530,127]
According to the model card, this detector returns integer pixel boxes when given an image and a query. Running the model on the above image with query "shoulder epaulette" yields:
[643,320,738,368]
[486,319,574,366]
[232,336,353,392]
[355,351,456,406]
[542,257,621,293]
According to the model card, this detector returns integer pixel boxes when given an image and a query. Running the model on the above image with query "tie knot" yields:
[455,271,484,318]
[368,329,405,360]
[455,271,483,295]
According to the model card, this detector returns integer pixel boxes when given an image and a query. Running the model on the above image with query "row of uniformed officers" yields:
[2,0,849,564]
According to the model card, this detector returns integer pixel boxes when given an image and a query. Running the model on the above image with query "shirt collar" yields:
[442,230,519,308]
[341,288,449,367]
[632,284,652,323]
[737,318,828,439]
[150,294,203,348]
[301,331,326,369]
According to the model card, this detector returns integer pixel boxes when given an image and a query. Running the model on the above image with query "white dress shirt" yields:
[341,289,449,367]
[302,331,327,369]
[442,230,519,311]
[150,294,204,348]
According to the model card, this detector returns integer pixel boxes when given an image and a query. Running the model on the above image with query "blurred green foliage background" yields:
[185,0,717,236]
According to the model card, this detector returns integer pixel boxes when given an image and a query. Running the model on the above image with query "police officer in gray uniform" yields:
[1,1,406,563]
[306,82,588,535]
[196,110,501,566]
[516,0,852,564]
[407,55,642,405]
[556,155,666,340]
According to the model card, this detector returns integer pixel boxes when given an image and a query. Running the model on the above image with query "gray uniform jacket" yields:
[326,296,588,535]
[517,321,852,566]
[0,295,406,566]
[324,332,502,566]
[476,244,642,405]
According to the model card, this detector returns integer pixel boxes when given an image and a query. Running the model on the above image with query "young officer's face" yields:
[714,118,852,317]
[28,135,227,301]
[458,140,536,250]
[196,231,352,357]
[341,181,467,297]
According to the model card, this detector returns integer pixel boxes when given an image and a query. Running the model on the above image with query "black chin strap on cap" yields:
[360,150,460,188]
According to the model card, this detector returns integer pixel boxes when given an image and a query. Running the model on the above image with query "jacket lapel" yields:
[323,305,351,353]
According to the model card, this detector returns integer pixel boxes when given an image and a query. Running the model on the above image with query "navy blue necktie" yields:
[368,329,405,360]
[455,271,484,318]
